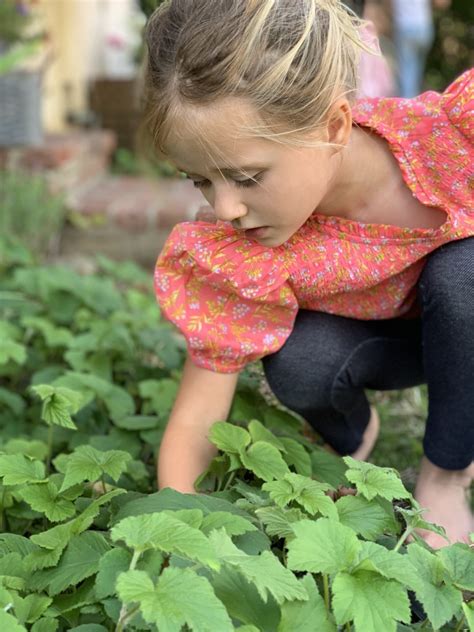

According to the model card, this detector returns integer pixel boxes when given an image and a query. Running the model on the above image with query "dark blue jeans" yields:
[262,237,474,471]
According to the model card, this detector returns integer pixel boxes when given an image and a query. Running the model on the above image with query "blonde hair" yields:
[141,0,368,154]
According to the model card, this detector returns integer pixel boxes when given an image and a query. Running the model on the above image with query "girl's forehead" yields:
[163,98,271,171]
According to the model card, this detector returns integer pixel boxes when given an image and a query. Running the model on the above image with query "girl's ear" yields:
[326,98,353,149]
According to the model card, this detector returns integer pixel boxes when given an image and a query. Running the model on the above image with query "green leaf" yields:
[0,610,27,632]
[117,567,234,631]
[59,445,132,491]
[336,495,399,540]
[278,573,336,632]
[30,531,111,596]
[287,518,361,575]
[30,385,83,430]
[209,422,251,455]
[462,601,474,632]
[112,415,160,431]
[437,543,474,591]
[3,439,48,461]
[407,543,463,629]
[248,420,286,452]
[0,454,46,485]
[95,548,132,599]
[208,528,307,605]
[11,593,52,624]
[0,340,27,366]
[240,441,290,482]
[209,565,281,631]
[138,378,179,416]
[19,482,76,522]
[343,457,411,501]
[22,316,73,347]
[263,473,335,518]
[332,570,411,632]
[0,388,25,416]
[255,506,306,539]
[279,437,312,477]
[30,619,59,632]
[200,512,258,537]
[354,541,421,589]
[311,448,348,488]
[111,512,220,570]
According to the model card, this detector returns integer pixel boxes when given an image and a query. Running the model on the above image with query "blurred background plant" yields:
[0,0,44,74]
[0,170,66,257]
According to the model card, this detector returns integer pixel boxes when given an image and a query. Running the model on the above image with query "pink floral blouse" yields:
[154,70,474,373]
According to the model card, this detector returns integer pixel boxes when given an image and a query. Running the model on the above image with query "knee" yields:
[418,238,474,313]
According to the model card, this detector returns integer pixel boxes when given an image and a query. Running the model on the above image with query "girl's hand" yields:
[195,205,217,223]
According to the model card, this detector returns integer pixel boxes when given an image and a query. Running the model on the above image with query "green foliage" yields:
[0,172,66,257]
[0,241,472,630]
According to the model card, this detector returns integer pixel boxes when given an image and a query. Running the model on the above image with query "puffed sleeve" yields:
[442,68,473,142]
[154,222,299,373]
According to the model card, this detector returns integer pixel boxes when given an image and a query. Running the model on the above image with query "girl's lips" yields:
[244,226,269,239]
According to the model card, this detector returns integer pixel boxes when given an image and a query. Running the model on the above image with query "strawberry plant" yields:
[0,235,472,631]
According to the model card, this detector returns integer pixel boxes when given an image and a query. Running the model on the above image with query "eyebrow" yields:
[177,165,266,176]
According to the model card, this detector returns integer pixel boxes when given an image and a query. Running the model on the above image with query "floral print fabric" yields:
[154,70,474,373]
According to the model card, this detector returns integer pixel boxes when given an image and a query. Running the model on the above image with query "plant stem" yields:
[345,623,351,632]
[101,474,107,495]
[393,526,414,553]
[115,549,142,632]
[223,471,237,491]
[454,615,465,632]
[45,424,54,475]
[322,574,330,613]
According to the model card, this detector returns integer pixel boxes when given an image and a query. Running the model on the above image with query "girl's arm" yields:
[157,353,240,493]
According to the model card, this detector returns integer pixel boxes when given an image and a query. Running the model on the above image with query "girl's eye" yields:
[186,173,264,189]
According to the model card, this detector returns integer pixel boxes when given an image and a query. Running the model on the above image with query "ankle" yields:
[417,456,473,489]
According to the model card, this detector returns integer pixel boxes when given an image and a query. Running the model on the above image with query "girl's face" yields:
[163,98,347,247]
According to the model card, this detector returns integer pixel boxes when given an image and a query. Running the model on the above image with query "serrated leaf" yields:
[240,441,290,482]
[209,422,251,454]
[287,518,360,575]
[117,567,234,631]
[355,541,421,589]
[201,512,257,537]
[30,385,83,429]
[0,454,45,485]
[437,543,474,591]
[278,573,336,632]
[138,378,179,416]
[208,529,307,605]
[248,420,286,451]
[20,482,76,522]
[30,531,110,596]
[255,506,306,539]
[11,593,52,624]
[407,543,463,629]
[3,439,48,461]
[209,564,281,631]
[30,618,59,632]
[111,512,220,570]
[279,437,312,477]
[336,495,399,540]
[95,547,132,599]
[332,570,411,632]
[264,473,335,518]
[59,445,131,492]
[343,457,411,501]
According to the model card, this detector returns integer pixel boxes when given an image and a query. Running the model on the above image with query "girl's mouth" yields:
[244,226,269,239]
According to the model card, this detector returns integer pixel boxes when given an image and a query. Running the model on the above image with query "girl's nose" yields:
[212,186,248,223]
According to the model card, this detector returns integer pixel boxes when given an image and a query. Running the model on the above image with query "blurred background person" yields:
[391,0,452,97]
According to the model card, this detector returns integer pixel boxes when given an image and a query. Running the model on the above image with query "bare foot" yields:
[350,405,380,461]
[414,457,474,548]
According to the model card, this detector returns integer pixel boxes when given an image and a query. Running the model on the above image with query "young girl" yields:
[143,0,473,548]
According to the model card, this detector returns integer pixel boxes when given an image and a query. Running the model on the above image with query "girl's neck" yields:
[317,125,401,222]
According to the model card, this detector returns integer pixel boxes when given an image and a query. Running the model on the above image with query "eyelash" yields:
[186,173,264,189]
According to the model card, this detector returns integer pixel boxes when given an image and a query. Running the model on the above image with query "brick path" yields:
[1,130,203,267]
